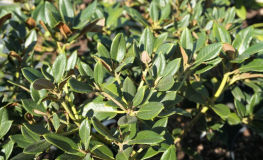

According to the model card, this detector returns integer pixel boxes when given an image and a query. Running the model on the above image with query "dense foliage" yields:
[1,0,263,159]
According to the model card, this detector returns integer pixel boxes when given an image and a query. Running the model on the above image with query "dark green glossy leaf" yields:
[156,43,176,59]
[23,123,49,135]
[91,117,120,142]
[161,145,177,160]
[94,60,104,85]
[212,104,230,119]
[89,141,114,160]
[52,53,67,83]
[22,67,44,83]
[66,50,78,71]
[79,0,97,21]
[0,140,14,160]
[150,1,159,22]
[106,8,123,27]
[128,130,164,145]
[59,0,74,24]
[110,33,126,63]
[180,27,193,57]
[154,33,168,52]
[115,57,134,72]
[83,102,118,121]
[21,99,46,116]
[52,113,60,131]
[235,0,246,20]
[213,23,231,44]
[133,86,146,107]
[123,77,136,102]
[118,115,137,126]
[44,133,83,156]
[23,139,52,154]
[10,134,31,148]
[137,102,164,120]
[21,126,40,143]
[239,59,263,72]
[152,53,165,78]
[33,78,55,90]
[56,154,83,160]
[152,117,168,128]
[232,26,253,55]
[124,6,150,27]
[116,147,133,160]
[78,61,93,78]
[162,58,181,77]
[156,75,174,91]
[69,77,93,93]
[79,119,91,151]
[193,43,222,68]
[10,153,35,160]
[136,147,158,160]
[227,113,241,125]
[139,27,154,55]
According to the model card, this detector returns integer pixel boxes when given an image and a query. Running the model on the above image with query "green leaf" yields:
[180,27,193,57]
[56,154,83,160]
[79,119,91,151]
[44,1,62,28]
[156,75,174,91]
[136,147,159,159]
[239,59,263,72]
[160,3,171,22]
[0,140,14,160]
[123,77,136,102]
[161,145,177,160]
[162,58,181,77]
[94,60,104,85]
[106,8,123,27]
[21,99,46,116]
[116,147,133,160]
[52,113,60,131]
[213,23,231,44]
[10,153,35,160]
[32,1,45,25]
[78,61,93,78]
[23,139,52,154]
[234,99,246,118]
[118,115,137,126]
[79,0,97,21]
[232,26,253,55]
[133,86,146,107]
[91,117,120,142]
[156,43,176,59]
[190,81,209,99]
[128,130,164,145]
[137,102,164,120]
[23,123,49,135]
[154,33,168,51]
[44,133,83,156]
[193,30,206,53]
[153,117,168,128]
[152,53,166,78]
[69,77,93,93]
[53,53,67,83]
[66,50,78,71]
[33,78,55,90]
[110,33,126,63]
[97,42,111,67]
[193,43,222,68]
[59,0,74,24]
[227,113,241,125]
[89,141,114,160]
[22,67,44,83]
[124,6,150,27]
[0,108,12,139]
[150,1,159,22]
[212,104,230,119]
[231,43,263,63]
[10,134,32,148]
[115,57,134,72]
[235,0,246,20]
[179,14,190,28]
[21,126,40,143]
[83,102,117,121]
[194,57,222,74]
[139,27,154,55]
